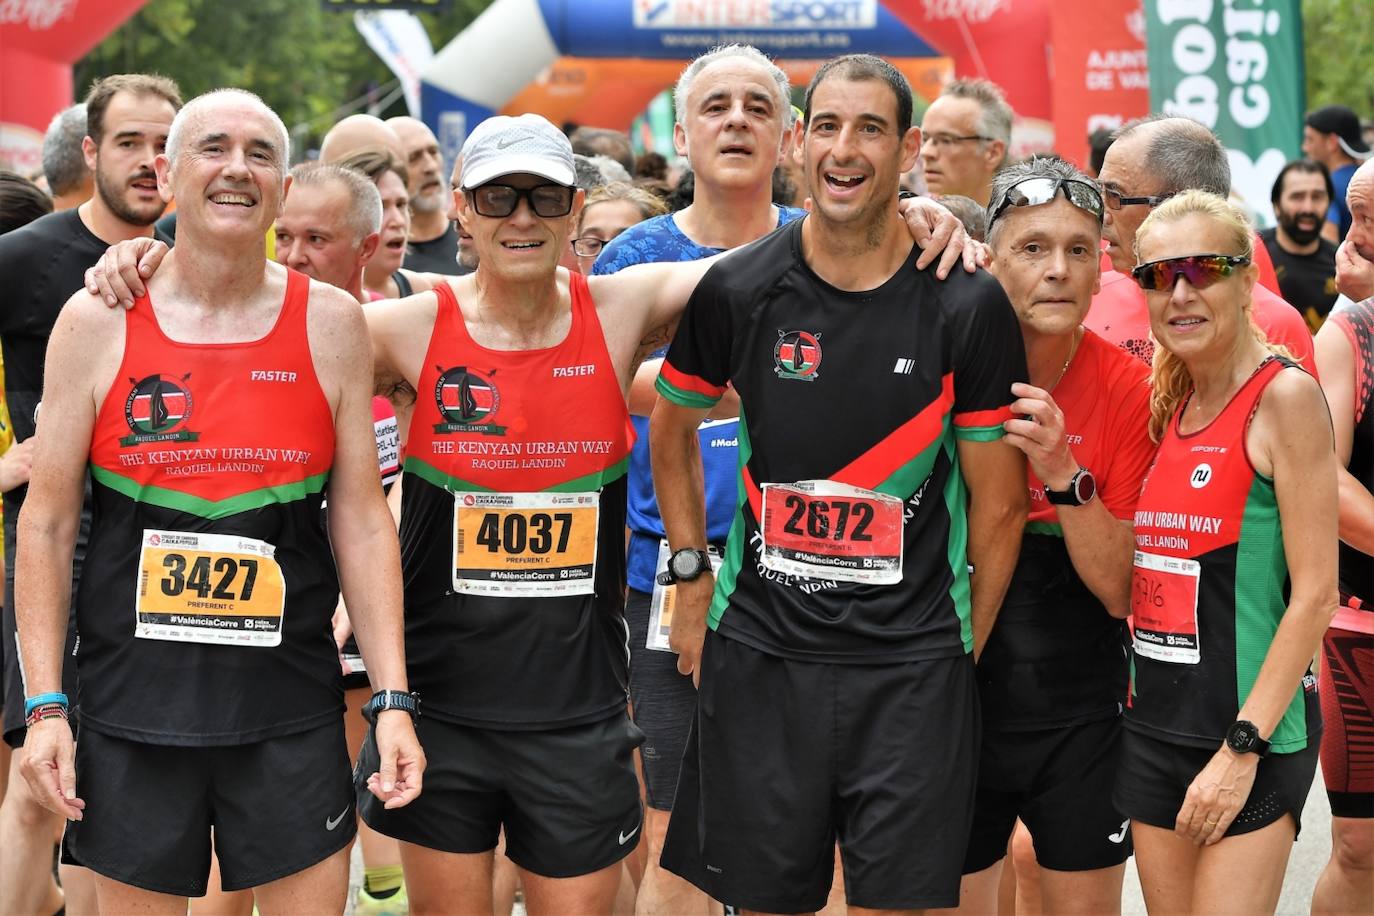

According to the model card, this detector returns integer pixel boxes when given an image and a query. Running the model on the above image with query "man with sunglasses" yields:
[1089,115,1312,368]
[957,157,1155,916]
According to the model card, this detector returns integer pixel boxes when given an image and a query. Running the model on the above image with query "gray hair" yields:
[941,78,1012,164]
[573,153,632,192]
[985,156,1099,247]
[42,104,90,196]
[166,89,290,173]
[288,161,382,244]
[1113,115,1229,197]
[674,44,793,129]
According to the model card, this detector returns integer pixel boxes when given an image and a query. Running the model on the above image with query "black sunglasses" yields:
[1102,187,1173,210]
[1131,254,1251,291]
[988,177,1104,230]
[467,183,575,219]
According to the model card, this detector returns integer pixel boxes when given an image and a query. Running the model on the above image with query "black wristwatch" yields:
[1045,467,1097,507]
[657,548,712,586]
[365,689,421,721]
[1224,720,1270,757]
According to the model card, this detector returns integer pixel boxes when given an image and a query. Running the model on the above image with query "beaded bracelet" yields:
[24,703,68,728]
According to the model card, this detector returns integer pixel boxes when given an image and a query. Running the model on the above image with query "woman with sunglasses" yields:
[1116,190,1338,914]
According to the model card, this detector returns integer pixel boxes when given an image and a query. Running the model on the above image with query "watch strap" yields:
[366,689,421,720]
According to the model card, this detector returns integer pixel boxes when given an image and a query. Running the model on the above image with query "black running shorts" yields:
[1114,727,1319,838]
[357,712,643,878]
[61,720,355,895]
[661,631,979,912]
[964,716,1132,873]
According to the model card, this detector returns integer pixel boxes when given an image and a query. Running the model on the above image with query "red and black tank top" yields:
[79,268,342,745]
[1329,299,1373,623]
[399,274,634,730]
[1128,356,1319,753]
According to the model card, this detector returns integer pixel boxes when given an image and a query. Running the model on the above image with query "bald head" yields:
[1113,115,1230,196]
[320,114,405,165]
[386,115,445,212]
[1346,158,1374,263]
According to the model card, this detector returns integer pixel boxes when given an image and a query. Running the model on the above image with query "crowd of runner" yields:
[0,42,1369,916]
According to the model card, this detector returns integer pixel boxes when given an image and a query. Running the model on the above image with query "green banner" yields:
[1145,0,1305,227]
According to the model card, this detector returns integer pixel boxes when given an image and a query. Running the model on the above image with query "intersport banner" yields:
[1145,0,1304,225]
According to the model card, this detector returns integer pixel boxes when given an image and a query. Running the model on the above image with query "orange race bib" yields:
[1131,550,1201,664]
[760,481,904,585]
[453,491,599,597]
[135,530,287,647]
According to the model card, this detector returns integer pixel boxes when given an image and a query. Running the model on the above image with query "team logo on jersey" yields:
[121,373,199,446]
[434,366,506,435]
[1189,463,1213,489]
[774,330,822,381]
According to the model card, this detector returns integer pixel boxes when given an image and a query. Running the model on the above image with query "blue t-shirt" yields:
[594,207,806,593]
[1329,163,1356,242]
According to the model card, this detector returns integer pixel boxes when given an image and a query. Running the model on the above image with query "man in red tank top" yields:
[1089,116,1316,371]
[15,89,423,913]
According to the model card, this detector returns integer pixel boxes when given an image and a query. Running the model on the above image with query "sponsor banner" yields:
[354,10,435,118]
[534,0,936,58]
[1145,0,1304,225]
[1049,0,1150,171]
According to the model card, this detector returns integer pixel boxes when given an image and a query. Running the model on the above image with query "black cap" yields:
[1305,105,1370,157]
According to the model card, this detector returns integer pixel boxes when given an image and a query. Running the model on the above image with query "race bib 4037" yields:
[453,491,600,597]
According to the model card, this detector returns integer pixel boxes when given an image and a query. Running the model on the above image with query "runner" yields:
[0,72,182,916]
[1310,158,1374,916]
[17,89,422,914]
[954,157,1153,916]
[1115,190,1335,915]
[652,55,1029,913]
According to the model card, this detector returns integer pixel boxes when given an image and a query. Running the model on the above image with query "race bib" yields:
[647,539,724,652]
[453,491,599,597]
[135,530,286,647]
[759,481,904,585]
[1131,550,1201,664]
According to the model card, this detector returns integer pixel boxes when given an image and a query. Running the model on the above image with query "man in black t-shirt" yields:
[652,55,1028,913]
[0,72,181,916]
[1261,159,1339,331]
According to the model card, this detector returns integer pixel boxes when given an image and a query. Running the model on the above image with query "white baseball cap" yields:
[460,114,576,189]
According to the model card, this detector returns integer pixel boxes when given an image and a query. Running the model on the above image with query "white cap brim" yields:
[462,153,575,190]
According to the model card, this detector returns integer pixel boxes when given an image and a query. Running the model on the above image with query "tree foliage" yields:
[1303,0,1374,113]
[75,0,490,153]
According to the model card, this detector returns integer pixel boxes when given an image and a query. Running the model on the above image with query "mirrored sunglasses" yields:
[988,177,1105,230]
[1131,254,1251,291]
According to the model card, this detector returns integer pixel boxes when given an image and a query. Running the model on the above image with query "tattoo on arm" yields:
[633,319,679,366]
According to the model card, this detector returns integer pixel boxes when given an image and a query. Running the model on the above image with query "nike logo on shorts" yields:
[326,808,350,831]
[618,823,641,845]
[1108,819,1129,844]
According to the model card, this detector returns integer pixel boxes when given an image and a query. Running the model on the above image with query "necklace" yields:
[1048,327,1082,392]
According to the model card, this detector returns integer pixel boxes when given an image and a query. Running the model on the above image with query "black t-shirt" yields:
[1260,227,1338,332]
[403,223,468,275]
[657,217,1027,663]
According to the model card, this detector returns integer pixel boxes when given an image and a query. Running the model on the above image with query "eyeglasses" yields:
[921,133,990,150]
[572,236,608,257]
[466,183,575,219]
[1102,186,1173,210]
[988,177,1105,229]
[1131,254,1251,291]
